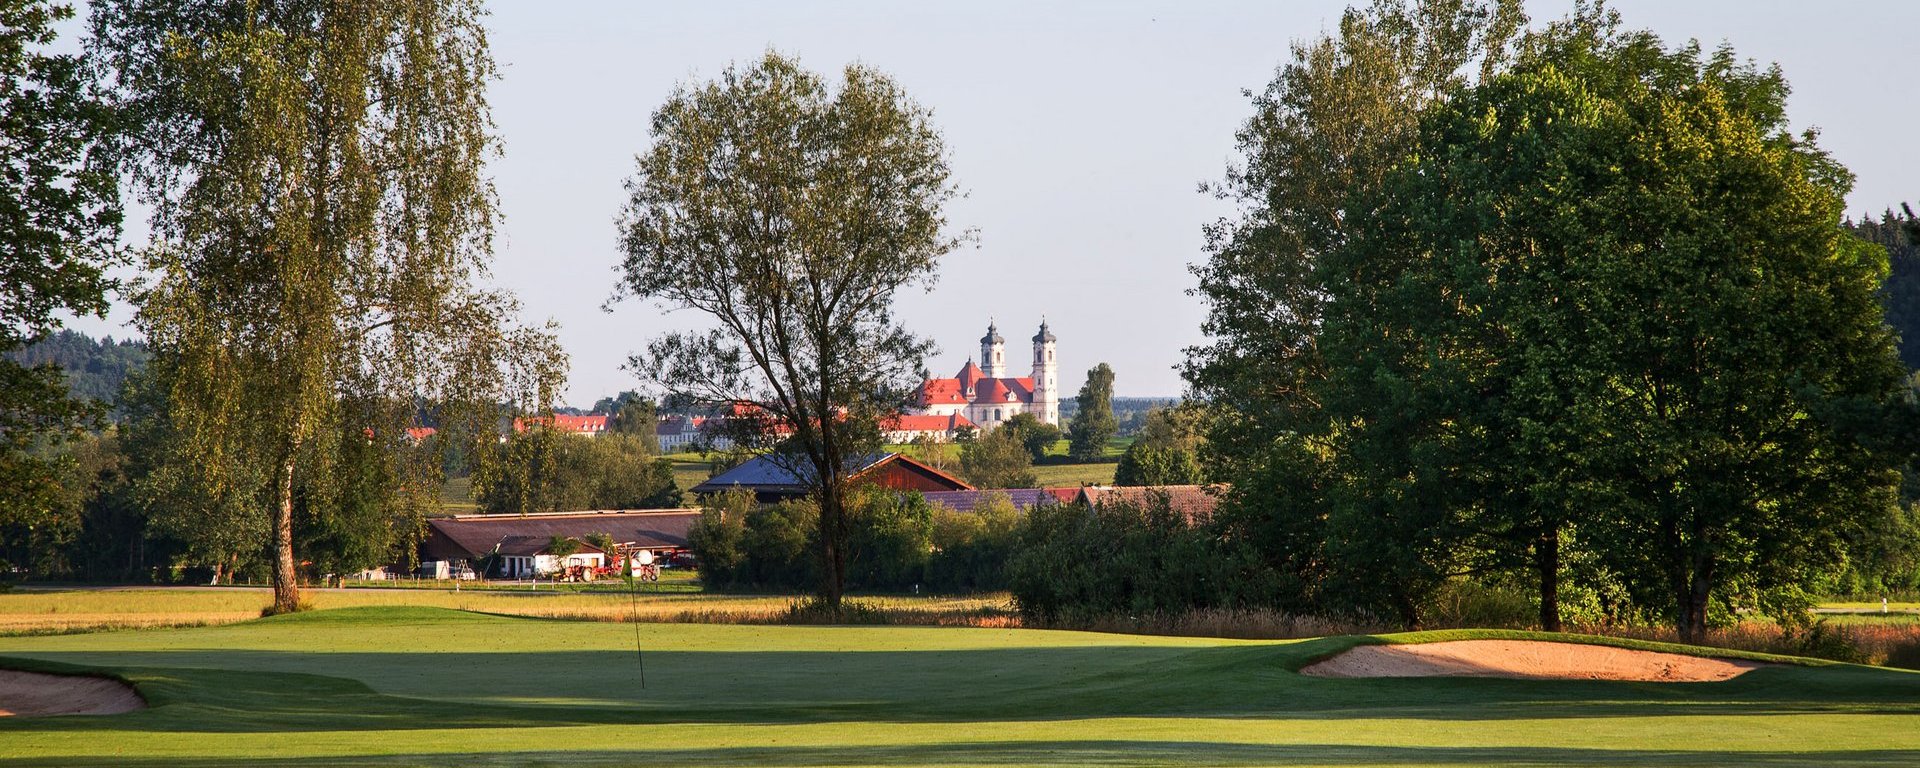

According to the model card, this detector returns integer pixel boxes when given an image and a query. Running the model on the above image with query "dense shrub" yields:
[1008,493,1271,623]
[1112,444,1203,486]
[741,499,817,588]
[925,492,1021,593]
[846,486,934,591]
[693,487,1027,595]
[687,488,753,587]
[687,490,817,590]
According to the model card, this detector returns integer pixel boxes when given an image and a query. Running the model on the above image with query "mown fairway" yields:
[2,607,1920,766]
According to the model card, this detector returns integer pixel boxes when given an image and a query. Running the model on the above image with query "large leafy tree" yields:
[474,431,679,514]
[1114,404,1208,487]
[0,0,122,569]
[1331,15,1913,639]
[1183,0,1524,620]
[959,426,1037,490]
[614,52,968,610]
[92,0,561,612]
[998,412,1061,462]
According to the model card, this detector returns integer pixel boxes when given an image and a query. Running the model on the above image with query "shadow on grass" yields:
[3,638,1919,734]
[4,742,1920,767]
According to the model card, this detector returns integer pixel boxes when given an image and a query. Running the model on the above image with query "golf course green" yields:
[2,606,1919,766]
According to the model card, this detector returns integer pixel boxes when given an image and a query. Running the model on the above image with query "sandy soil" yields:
[1300,639,1771,682]
[0,670,145,717]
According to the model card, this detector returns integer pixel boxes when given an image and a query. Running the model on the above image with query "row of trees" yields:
[1181,0,1917,640]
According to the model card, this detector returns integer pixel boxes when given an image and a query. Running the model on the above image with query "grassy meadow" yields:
[2,605,1920,765]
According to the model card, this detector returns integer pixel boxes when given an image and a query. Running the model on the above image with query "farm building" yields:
[691,452,970,503]
[495,537,605,579]
[417,509,699,578]
[1075,485,1222,523]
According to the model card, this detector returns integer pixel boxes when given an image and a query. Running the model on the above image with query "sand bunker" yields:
[0,669,144,717]
[1301,639,1770,682]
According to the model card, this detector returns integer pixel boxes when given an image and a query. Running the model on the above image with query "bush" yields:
[1789,620,1871,664]
[1008,494,1265,623]
[687,489,752,588]
[960,428,1037,489]
[925,492,1021,593]
[741,498,817,589]
[1423,579,1537,629]
[846,487,934,591]
[1112,443,1203,486]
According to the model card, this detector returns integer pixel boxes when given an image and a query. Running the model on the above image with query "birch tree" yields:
[92,0,561,612]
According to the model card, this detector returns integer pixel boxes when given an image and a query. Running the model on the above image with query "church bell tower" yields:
[981,320,1007,378]
[1031,319,1058,425]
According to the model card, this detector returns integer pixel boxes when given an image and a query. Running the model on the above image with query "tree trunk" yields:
[1395,592,1421,631]
[1680,555,1714,645]
[271,449,302,614]
[1535,527,1561,632]
[817,475,846,611]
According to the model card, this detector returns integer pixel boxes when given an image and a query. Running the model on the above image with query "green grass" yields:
[1030,461,1117,487]
[1038,436,1130,460]
[438,475,478,514]
[2,607,1919,765]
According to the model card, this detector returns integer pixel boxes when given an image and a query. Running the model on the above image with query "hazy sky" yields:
[66,1,1920,404]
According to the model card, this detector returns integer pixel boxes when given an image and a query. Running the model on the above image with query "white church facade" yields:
[911,320,1060,429]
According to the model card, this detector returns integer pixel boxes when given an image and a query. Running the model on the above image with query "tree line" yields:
[1169,0,1919,641]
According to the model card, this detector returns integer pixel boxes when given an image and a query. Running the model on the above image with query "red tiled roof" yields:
[919,378,966,406]
[404,427,437,442]
[1042,487,1081,504]
[1077,485,1225,524]
[971,378,1033,405]
[955,360,986,391]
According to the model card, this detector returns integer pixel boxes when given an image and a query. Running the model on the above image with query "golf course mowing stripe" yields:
[0,607,1916,765]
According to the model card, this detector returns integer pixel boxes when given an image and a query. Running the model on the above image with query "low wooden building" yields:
[417,509,700,578]
[1075,485,1223,524]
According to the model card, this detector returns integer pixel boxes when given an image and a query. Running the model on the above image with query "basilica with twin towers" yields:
[910,319,1060,429]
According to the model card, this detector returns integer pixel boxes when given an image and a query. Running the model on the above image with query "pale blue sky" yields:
[68,1,1920,403]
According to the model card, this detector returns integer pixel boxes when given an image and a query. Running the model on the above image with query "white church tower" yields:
[1031,319,1059,425]
[981,320,1007,378]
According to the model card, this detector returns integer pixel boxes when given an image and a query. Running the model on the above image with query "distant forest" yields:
[1853,206,1920,369]
[4,330,149,410]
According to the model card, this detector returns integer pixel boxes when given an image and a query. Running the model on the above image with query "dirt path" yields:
[0,670,144,717]
[1301,639,1770,682]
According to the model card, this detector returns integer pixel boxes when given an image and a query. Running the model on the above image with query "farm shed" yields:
[1075,485,1224,524]
[418,509,700,577]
